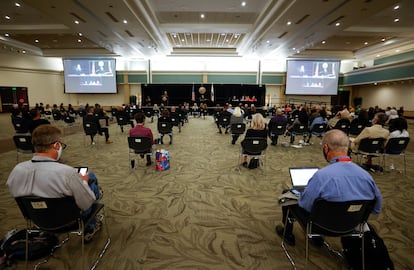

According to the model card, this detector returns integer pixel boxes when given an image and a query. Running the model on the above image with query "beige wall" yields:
[351,81,414,110]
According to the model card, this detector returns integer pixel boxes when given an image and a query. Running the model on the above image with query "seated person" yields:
[350,112,389,166]
[388,117,409,139]
[276,129,382,246]
[11,110,30,133]
[170,106,182,132]
[216,105,232,134]
[241,113,267,167]
[230,107,244,144]
[268,108,288,145]
[83,107,113,144]
[94,103,110,126]
[7,125,103,241]
[28,108,50,133]
[158,109,173,144]
[306,109,328,143]
[129,112,154,166]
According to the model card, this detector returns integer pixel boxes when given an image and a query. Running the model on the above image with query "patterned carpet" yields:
[0,114,413,269]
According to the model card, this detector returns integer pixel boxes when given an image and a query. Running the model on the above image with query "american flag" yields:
[191,84,195,102]
[211,83,214,102]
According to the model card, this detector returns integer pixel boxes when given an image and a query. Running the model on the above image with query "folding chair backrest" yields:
[13,135,34,151]
[310,199,375,235]
[291,123,308,135]
[242,137,268,154]
[231,123,246,135]
[271,124,287,135]
[358,138,385,153]
[219,116,230,127]
[334,119,351,134]
[384,137,410,154]
[158,121,173,133]
[349,121,365,136]
[15,196,81,232]
[311,123,327,135]
[128,136,152,153]
[83,122,98,136]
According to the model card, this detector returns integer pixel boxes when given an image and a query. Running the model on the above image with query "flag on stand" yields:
[191,84,195,102]
[211,83,214,103]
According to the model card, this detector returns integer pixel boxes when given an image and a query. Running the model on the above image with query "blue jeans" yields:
[81,172,100,231]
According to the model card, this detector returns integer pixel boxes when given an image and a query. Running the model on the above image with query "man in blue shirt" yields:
[276,129,382,246]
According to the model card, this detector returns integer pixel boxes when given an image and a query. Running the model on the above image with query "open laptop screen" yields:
[289,167,319,190]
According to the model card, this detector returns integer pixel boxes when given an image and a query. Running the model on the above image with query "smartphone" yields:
[291,189,301,196]
[77,167,88,176]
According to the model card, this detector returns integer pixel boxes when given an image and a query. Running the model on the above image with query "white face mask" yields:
[55,143,63,161]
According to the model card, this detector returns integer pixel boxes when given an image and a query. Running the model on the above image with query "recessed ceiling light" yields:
[74,20,79,24]
[221,33,226,36]
[181,39,185,42]
[321,40,326,44]
[335,22,340,26]
[234,34,239,38]
[376,54,381,57]
[266,40,270,43]
[241,2,246,7]
[287,21,292,26]
[395,49,400,53]
[292,47,296,50]
[78,33,83,36]
[225,39,229,42]
[200,14,205,19]
[381,38,386,42]
[77,39,82,43]
[22,50,26,54]
[5,15,11,20]
[364,41,368,45]
[394,18,399,22]
[206,39,211,42]
[5,33,9,37]
[34,39,39,43]
[15,3,21,7]
[123,19,127,24]
[393,5,399,10]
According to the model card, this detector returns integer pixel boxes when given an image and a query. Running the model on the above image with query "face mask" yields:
[56,143,63,161]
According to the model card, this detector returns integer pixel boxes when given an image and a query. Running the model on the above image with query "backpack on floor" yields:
[248,158,260,169]
[341,224,394,270]
[1,229,58,261]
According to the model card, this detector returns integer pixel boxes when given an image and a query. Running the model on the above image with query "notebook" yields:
[289,167,319,191]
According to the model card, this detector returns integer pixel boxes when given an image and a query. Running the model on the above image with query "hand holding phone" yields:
[77,167,88,176]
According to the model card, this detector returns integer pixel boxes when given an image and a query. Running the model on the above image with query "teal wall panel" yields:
[208,74,257,84]
[152,74,203,83]
[343,64,414,85]
[128,74,147,83]
[116,74,124,84]
[262,74,283,84]
[374,50,414,66]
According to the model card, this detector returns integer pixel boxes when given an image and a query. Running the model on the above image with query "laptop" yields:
[289,167,319,192]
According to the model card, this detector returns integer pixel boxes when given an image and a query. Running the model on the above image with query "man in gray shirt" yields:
[7,124,102,240]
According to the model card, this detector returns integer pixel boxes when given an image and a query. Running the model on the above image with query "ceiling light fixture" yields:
[321,40,326,44]
[364,41,368,45]
[393,5,399,10]
[200,14,205,19]
[78,33,83,36]
[74,20,79,24]
[241,2,246,7]
[394,18,399,22]
[5,33,9,37]
[34,39,39,43]
[5,15,11,20]
[287,21,292,26]
[335,22,340,26]
[381,38,385,42]
[15,3,21,7]
[77,39,82,43]
[123,19,127,24]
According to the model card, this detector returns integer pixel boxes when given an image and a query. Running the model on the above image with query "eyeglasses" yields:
[51,141,67,150]
[56,141,67,150]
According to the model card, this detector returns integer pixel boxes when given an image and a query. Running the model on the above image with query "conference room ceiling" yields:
[1,0,413,63]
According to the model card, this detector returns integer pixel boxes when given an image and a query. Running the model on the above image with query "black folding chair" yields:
[239,137,268,174]
[281,199,375,270]
[128,136,153,168]
[15,196,110,270]
[13,134,34,162]
[382,137,410,174]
